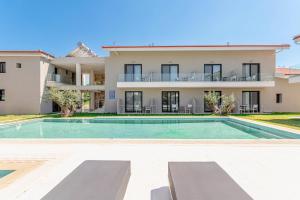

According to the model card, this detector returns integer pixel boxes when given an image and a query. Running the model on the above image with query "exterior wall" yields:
[117,88,264,113]
[263,78,300,112]
[0,56,42,114]
[105,50,275,113]
[40,57,54,114]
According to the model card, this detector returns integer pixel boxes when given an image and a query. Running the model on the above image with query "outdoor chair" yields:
[168,162,253,200]
[185,104,193,114]
[42,160,131,200]
[252,104,259,113]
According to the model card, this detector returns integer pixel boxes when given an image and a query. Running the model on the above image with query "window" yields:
[125,91,143,112]
[54,67,58,74]
[109,90,115,100]
[242,63,260,81]
[0,89,5,101]
[242,91,260,112]
[161,64,179,81]
[16,63,22,68]
[66,70,68,75]
[204,91,222,112]
[0,62,6,73]
[124,64,142,81]
[162,91,179,112]
[276,93,282,103]
[204,64,222,81]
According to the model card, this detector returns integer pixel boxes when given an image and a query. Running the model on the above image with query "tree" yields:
[204,91,220,113]
[46,87,81,117]
[204,92,235,115]
[219,94,235,115]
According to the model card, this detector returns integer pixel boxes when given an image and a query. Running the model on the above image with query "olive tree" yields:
[204,92,235,115]
[47,87,81,117]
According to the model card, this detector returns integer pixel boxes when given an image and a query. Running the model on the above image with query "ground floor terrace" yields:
[114,88,288,114]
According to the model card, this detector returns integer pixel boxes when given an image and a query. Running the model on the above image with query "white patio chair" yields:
[172,104,178,112]
[185,104,193,114]
[252,104,259,113]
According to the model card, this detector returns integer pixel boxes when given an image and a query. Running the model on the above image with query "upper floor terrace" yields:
[104,44,289,89]
[46,45,106,91]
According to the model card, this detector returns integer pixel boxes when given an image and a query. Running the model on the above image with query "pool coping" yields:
[0,116,300,144]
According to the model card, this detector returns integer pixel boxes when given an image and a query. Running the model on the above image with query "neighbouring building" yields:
[1,43,300,114]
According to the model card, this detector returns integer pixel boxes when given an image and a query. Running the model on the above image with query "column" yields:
[90,92,95,110]
[76,63,82,86]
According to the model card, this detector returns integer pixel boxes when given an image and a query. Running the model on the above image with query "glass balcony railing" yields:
[47,74,74,85]
[118,73,274,82]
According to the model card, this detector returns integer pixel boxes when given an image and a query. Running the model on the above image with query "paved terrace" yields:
[0,142,300,200]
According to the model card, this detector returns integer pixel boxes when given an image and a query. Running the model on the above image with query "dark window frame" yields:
[16,63,22,68]
[276,93,282,103]
[125,91,143,112]
[0,62,6,73]
[204,91,222,112]
[242,91,260,112]
[124,64,142,81]
[0,89,5,101]
[161,64,179,81]
[161,91,180,112]
[204,64,222,81]
[242,63,260,81]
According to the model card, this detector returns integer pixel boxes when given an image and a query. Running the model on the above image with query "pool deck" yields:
[0,143,300,200]
[0,116,300,199]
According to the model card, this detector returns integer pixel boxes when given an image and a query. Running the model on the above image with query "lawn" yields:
[235,113,300,130]
[0,115,51,123]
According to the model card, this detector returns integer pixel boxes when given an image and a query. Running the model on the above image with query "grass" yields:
[234,113,300,130]
[0,115,52,123]
[1,112,300,131]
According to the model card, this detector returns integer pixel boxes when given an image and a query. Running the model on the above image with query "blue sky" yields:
[0,0,299,67]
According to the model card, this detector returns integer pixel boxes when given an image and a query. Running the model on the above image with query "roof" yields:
[102,44,290,52]
[0,50,54,58]
[67,42,98,57]
[276,67,300,75]
[294,35,300,43]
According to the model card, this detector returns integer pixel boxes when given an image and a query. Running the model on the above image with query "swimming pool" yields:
[0,170,14,178]
[0,118,299,139]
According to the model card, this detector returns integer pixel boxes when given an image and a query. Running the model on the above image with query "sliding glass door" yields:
[125,91,143,112]
[204,64,222,81]
[242,91,260,112]
[161,64,179,81]
[162,91,179,112]
[124,64,142,81]
[242,63,260,81]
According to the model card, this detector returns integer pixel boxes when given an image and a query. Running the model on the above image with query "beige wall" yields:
[0,56,42,114]
[263,78,300,112]
[105,50,275,113]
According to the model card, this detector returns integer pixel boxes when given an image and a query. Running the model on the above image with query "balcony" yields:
[117,73,275,88]
[46,74,105,91]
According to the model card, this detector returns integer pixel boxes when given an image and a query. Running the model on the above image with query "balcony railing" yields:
[47,74,74,85]
[118,73,274,82]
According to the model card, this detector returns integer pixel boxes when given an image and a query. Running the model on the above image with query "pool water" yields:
[0,170,14,178]
[0,118,299,139]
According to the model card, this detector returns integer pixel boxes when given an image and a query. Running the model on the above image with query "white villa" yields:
[1,42,300,114]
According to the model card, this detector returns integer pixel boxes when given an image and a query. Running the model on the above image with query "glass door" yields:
[124,64,142,81]
[204,64,222,81]
[161,64,179,81]
[242,64,260,81]
[162,91,179,112]
[242,91,260,112]
[125,91,143,112]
